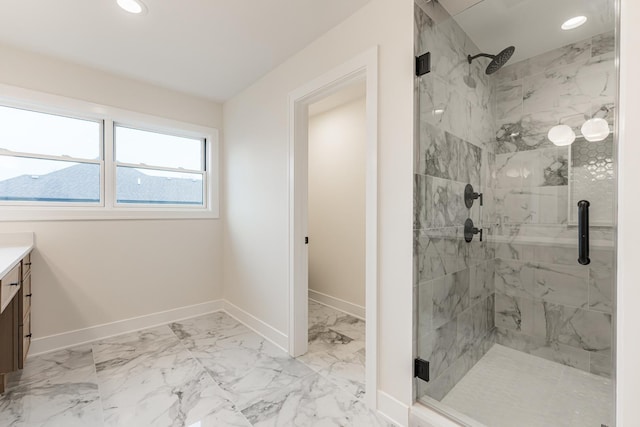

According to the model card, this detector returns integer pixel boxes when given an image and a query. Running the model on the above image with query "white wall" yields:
[223,0,415,415]
[617,0,640,423]
[0,43,224,340]
[308,97,366,309]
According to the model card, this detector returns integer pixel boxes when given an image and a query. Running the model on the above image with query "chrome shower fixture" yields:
[467,46,516,75]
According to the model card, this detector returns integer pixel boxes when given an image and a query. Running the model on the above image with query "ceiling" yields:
[444,0,614,64]
[0,0,370,102]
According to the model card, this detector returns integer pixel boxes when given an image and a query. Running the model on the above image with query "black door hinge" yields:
[416,52,431,77]
[414,358,430,382]
[305,237,309,245]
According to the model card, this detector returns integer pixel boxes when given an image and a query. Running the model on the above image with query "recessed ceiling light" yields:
[117,0,146,14]
[561,16,587,31]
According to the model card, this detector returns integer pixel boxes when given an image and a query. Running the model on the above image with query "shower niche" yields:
[413,0,616,426]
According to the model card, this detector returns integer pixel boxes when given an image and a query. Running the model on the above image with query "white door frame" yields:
[288,47,378,409]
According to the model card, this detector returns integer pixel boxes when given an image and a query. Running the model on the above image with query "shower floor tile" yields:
[438,344,613,427]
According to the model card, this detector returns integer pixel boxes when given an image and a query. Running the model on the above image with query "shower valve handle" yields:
[464,184,483,208]
[464,218,483,243]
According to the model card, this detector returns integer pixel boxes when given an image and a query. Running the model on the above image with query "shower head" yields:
[467,46,516,75]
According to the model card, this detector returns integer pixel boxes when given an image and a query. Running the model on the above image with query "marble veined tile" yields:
[457,138,482,187]
[414,227,464,284]
[494,147,567,189]
[0,345,103,427]
[588,248,614,313]
[299,329,366,399]
[419,329,494,402]
[494,186,568,225]
[495,327,590,372]
[172,315,313,411]
[418,319,459,380]
[494,259,536,298]
[495,293,523,331]
[302,301,367,399]
[417,121,457,180]
[415,175,468,229]
[552,305,612,352]
[590,350,612,378]
[427,176,468,228]
[326,315,366,343]
[97,349,251,427]
[418,279,434,333]
[496,80,523,121]
[469,260,494,304]
[496,40,591,83]
[92,325,180,366]
[308,300,365,342]
[495,259,588,308]
[592,31,615,58]
[523,63,593,114]
[6,345,95,389]
[432,270,470,329]
[242,373,391,427]
[532,263,588,307]
[169,311,252,351]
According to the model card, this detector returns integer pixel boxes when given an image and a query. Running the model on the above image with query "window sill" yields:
[0,207,219,222]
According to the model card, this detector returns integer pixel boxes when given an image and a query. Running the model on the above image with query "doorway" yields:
[288,48,378,408]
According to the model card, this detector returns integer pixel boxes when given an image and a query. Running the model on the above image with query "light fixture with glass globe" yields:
[547,124,576,146]
[581,118,610,142]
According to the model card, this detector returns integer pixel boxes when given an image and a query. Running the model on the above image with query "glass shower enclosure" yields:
[413,0,617,425]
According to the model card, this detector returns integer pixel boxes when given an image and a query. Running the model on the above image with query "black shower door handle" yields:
[578,200,590,265]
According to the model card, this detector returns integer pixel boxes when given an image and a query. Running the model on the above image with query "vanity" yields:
[0,233,34,393]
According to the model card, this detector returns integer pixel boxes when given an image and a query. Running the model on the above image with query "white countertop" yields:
[0,232,34,279]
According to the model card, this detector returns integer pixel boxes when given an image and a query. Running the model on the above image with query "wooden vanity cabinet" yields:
[0,252,33,393]
[18,252,32,368]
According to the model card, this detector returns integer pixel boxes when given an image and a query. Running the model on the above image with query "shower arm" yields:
[468,53,495,64]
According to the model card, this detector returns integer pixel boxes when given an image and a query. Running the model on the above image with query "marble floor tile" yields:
[92,325,252,427]
[300,301,367,399]
[436,344,613,427]
[99,362,250,427]
[0,345,103,427]
[1,306,384,426]
[170,313,314,411]
[241,373,390,427]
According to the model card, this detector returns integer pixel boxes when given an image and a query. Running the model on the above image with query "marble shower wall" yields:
[414,2,496,401]
[491,33,616,378]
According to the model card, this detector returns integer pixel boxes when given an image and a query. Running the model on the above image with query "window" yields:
[0,89,218,220]
[114,126,205,206]
[0,105,102,204]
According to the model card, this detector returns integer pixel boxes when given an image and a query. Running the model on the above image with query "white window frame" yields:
[0,107,105,208]
[0,84,219,221]
[112,123,208,210]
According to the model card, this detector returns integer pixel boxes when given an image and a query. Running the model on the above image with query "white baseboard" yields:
[308,289,366,320]
[222,300,289,351]
[29,300,225,356]
[29,299,290,357]
[377,390,410,427]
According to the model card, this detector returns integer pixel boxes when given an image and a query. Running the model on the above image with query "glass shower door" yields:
[413,0,617,425]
